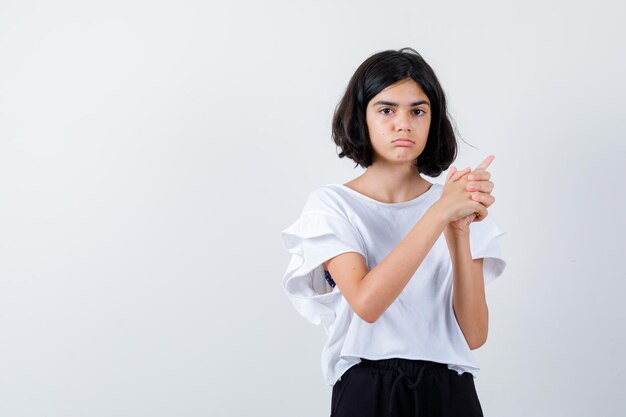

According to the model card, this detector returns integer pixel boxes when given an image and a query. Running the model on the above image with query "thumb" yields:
[450,166,471,182]
[446,166,457,182]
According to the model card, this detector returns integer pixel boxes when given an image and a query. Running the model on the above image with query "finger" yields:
[471,192,496,208]
[476,155,495,171]
[472,213,485,223]
[468,157,495,181]
[467,180,494,192]
[467,170,491,181]
[473,203,488,222]
[462,213,477,226]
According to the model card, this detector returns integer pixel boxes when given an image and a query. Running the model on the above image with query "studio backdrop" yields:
[0,1,624,416]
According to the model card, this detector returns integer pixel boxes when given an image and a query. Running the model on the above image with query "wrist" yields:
[429,201,451,224]
[444,225,470,239]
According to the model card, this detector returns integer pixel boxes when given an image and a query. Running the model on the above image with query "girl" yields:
[280,48,506,417]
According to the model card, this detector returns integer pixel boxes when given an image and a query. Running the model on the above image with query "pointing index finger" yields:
[475,155,495,171]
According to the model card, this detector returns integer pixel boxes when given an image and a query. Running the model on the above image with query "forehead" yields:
[372,78,428,102]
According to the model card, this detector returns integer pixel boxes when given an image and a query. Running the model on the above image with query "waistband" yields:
[357,357,450,378]
[356,358,451,417]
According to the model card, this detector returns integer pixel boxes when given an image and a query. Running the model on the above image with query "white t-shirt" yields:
[280,182,506,387]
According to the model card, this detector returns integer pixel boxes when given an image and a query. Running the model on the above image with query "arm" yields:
[443,156,495,349]
[444,228,489,350]
[325,157,495,324]
[324,205,449,324]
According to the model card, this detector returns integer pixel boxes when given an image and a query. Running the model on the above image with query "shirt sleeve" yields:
[280,209,367,329]
[469,214,507,285]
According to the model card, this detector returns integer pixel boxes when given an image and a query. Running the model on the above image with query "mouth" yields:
[392,138,415,146]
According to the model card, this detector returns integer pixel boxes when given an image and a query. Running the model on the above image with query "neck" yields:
[358,161,431,203]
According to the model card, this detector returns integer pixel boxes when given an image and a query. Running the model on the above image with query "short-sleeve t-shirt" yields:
[280,182,506,387]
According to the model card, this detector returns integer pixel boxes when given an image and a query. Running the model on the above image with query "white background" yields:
[1,1,625,416]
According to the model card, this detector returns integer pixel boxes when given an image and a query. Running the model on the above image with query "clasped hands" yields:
[445,155,496,233]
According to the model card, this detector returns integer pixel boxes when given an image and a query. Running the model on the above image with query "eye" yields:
[379,107,393,115]
[413,109,425,116]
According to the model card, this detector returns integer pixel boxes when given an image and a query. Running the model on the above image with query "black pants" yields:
[330,358,484,417]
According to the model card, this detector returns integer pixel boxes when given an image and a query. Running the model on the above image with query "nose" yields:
[395,111,412,132]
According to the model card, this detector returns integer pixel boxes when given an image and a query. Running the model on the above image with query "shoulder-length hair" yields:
[332,47,457,177]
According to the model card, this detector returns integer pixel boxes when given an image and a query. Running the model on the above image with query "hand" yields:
[445,155,496,233]
[444,166,477,233]
[436,164,486,226]
[464,155,496,222]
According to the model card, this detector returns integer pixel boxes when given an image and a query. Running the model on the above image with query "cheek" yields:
[366,119,383,135]
[417,118,431,137]
[371,119,390,134]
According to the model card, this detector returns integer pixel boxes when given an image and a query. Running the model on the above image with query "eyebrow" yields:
[371,100,430,107]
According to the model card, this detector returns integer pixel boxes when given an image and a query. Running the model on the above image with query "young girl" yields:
[280,48,506,417]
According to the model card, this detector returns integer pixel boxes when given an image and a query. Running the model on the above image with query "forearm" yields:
[358,205,448,323]
[444,229,489,349]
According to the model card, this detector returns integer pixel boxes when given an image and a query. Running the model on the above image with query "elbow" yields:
[354,297,383,324]
[468,332,488,350]
[358,311,380,324]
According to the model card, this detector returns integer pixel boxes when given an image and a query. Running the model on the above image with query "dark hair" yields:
[332,47,459,177]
